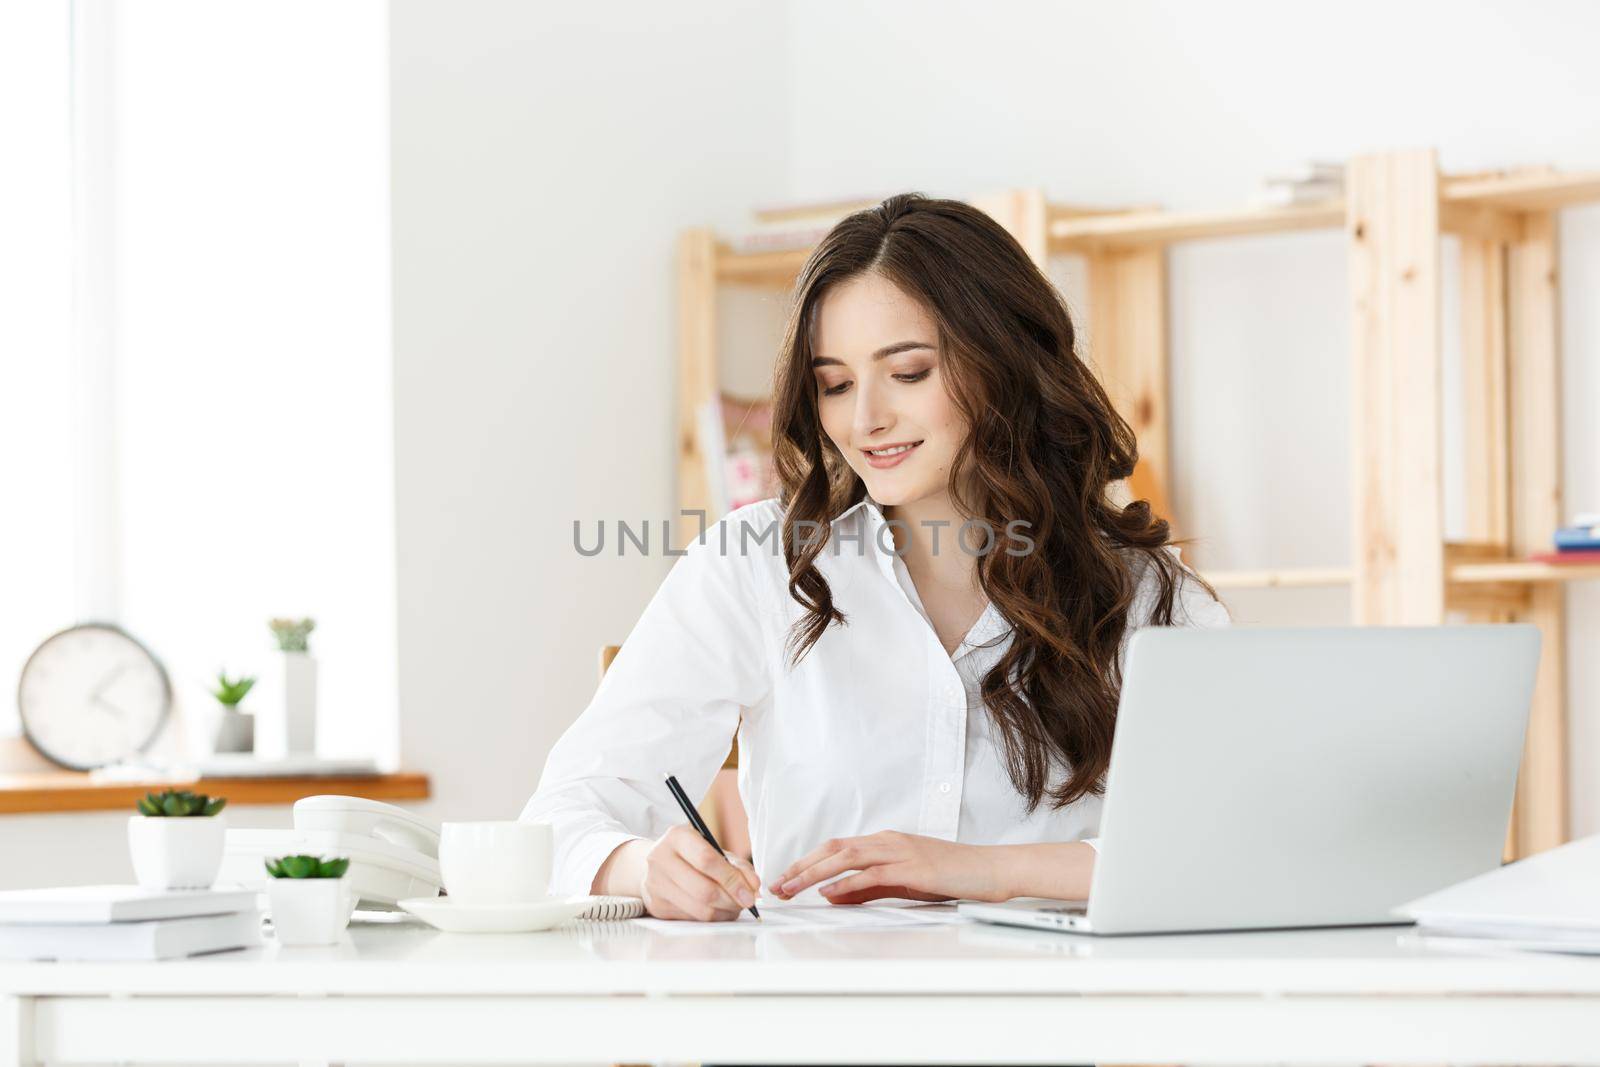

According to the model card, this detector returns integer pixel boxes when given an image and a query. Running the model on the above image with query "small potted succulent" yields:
[210,670,256,754]
[127,789,228,889]
[265,854,353,946]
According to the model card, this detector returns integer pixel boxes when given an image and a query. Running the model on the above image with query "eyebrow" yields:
[810,340,935,368]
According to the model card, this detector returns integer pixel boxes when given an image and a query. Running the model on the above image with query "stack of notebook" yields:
[0,885,263,961]
[1528,512,1600,564]
[1252,160,1344,208]
[1396,835,1600,955]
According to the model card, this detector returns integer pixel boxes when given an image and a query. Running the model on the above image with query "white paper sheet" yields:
[632,900,967,934]
[1398,833,1600,930]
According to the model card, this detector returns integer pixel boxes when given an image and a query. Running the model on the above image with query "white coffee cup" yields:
[438,821,553,905]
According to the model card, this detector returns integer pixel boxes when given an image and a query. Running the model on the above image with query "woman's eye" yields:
[821,381,852,396]
[893,369,932,384]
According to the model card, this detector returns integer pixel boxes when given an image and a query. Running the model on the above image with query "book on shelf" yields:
[1529,550,1600,566]
[0,908,263,961]
[1252,160,1345,209]
[1261,160,1344,186]
[698,393,779,516]
[1529,549,1600,565]
[0,883,260,925]
[1553,524,1600,552]
[1252,179,1342,208]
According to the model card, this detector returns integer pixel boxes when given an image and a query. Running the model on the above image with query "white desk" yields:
[4,912,1600,1065]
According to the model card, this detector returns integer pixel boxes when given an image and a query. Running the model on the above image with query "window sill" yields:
[0,771,430,815]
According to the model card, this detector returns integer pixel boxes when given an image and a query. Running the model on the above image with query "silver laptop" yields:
[960,625,1540,936]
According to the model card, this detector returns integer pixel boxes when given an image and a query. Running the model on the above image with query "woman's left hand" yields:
[772,830,1013,905]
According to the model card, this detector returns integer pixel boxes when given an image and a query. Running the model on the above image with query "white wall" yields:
[388,1,792,825]
[780,0,1600,830]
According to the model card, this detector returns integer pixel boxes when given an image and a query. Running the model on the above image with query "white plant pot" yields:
[266,878,352,946]
[127,814,227,889]
[211,708,254,754]
[256,651,318,759]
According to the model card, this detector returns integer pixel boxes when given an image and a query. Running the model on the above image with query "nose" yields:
[851,377,892,444]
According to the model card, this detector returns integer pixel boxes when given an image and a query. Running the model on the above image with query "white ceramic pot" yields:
[267,878,352,946]
[127,814,227,889]
[282,651,318,754]
[256,651,319,759]
[211,708,254,753]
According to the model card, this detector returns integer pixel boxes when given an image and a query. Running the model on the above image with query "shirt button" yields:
[938,782,952,794]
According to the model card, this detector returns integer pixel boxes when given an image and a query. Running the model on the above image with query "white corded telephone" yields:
[220,795,443,910]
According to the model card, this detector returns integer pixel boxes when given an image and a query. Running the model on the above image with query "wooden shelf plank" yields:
[716,199,1159,283]
[1050,202,1344,251]
[1045,202,1163,225]
[1201,560,1600,591]
[0,771,430,815]
[714,245,809,287]
[1449,560,1600,583]
[1201,567,1354,590]
[710,171,1600,272]
[1444,170,1600,212]
[1041,170,1600,254]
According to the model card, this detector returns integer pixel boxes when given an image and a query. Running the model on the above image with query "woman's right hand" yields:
[639,825,760,921]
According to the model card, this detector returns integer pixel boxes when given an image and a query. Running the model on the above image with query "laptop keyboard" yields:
[1034,901,1089,915]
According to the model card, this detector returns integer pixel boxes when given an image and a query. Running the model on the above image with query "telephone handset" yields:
[292,795,441,857]
[220,794,444,909]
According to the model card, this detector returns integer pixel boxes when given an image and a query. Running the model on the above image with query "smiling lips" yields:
[861,440,923,469]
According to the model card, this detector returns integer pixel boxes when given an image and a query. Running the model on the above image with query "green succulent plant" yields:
[264,854,350,879]
[210,671,256,708]
[268,617,316,652]
[135,789,227,817]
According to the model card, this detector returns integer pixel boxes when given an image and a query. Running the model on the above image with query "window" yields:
[3,2,397,767]
[0,3,75,736]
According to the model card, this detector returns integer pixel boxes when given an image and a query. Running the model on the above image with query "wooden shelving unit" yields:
[679,151,1600,858]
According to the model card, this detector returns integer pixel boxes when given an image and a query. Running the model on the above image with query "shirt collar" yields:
[829,491,887,529]
[831,493,1015,648]
[827,492,898,582]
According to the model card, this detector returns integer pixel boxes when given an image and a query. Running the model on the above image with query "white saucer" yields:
[398,895,589,933]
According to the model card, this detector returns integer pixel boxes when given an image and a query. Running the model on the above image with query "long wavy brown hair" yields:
[770,192,1220,812]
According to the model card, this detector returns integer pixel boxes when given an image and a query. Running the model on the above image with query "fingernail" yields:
[779,880,796,895]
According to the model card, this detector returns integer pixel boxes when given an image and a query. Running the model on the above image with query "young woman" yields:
[522,193,1227,920]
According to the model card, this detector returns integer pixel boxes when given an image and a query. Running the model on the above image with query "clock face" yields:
[17,623,172,771]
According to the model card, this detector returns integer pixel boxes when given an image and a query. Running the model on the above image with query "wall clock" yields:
[17,622,172,771]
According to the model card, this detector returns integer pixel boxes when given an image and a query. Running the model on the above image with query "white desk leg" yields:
[0,996,36,1067]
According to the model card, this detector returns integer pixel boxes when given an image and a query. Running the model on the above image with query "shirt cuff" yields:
[558,829,647,897]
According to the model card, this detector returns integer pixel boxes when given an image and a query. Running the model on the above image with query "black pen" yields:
[664,773,761,921]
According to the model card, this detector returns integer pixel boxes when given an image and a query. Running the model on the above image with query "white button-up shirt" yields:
[523,496,1230,898]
